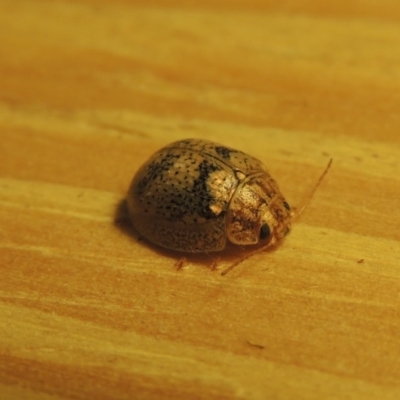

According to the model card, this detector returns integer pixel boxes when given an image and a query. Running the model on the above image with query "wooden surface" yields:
[1,1,400,399]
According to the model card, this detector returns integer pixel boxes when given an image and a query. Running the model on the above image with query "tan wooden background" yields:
[1,1,400,399]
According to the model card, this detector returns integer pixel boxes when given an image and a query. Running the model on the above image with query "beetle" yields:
[127,138,292,254]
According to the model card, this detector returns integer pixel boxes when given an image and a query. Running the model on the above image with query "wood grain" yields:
[1,1,400,399]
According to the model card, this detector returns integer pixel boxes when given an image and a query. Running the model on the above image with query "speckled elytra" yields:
[127,138,293,254]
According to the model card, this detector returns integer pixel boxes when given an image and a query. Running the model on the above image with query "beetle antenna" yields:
[221,247,266,275]
[292,158,332,220]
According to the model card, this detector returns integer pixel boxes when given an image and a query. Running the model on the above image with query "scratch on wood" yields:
[246,340,265,350]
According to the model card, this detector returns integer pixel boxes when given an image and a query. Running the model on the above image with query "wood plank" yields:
[1,1,400,399]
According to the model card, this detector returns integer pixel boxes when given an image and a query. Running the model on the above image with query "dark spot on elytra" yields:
[215,146,232,160]
[136,150,228,224]
[137,152,180,192]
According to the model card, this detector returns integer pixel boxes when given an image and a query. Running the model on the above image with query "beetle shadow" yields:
[113,198,283,274]
[114,198,140,241]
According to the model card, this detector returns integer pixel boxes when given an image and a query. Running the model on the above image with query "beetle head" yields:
[226,175,292,247]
